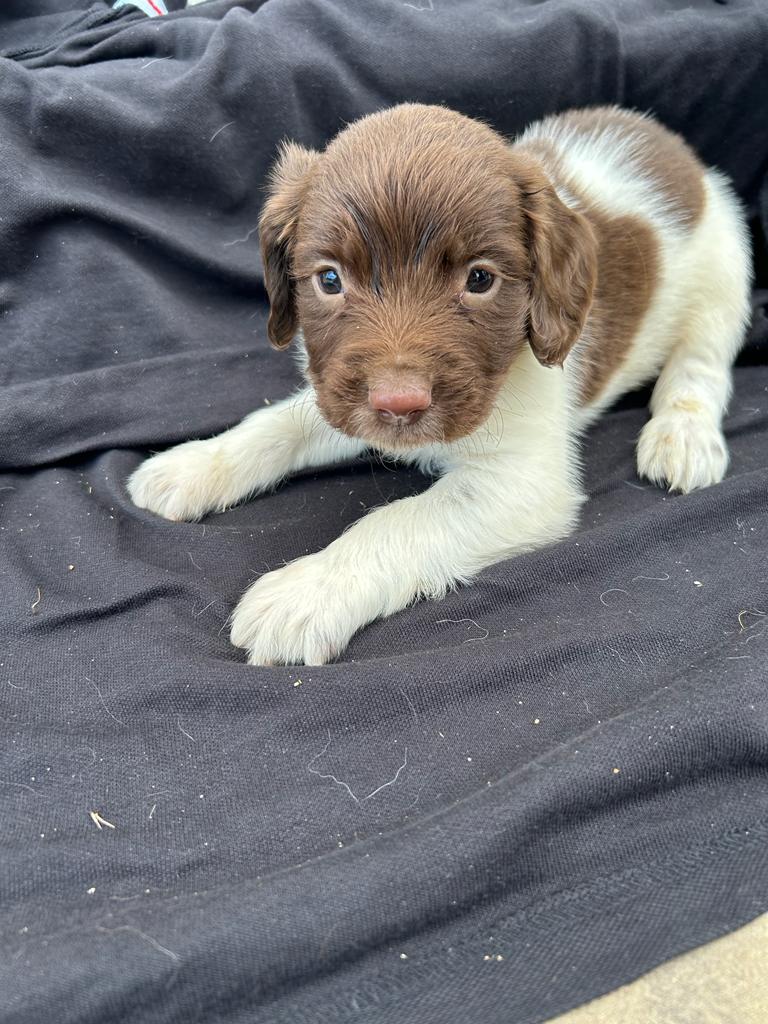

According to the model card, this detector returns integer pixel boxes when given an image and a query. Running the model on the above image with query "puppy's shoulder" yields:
[516,105,706,231]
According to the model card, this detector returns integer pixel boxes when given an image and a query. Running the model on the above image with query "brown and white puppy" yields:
[128,104,751,665]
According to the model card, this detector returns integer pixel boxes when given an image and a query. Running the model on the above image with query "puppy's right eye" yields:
[466,267,495,293]
[316,268,343,295]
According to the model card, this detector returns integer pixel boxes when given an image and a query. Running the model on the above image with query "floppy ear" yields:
[522,180,598,367]
[259,142,320,350]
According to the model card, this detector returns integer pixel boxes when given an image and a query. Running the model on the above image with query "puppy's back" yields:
[516,106,748,415]
[516,105,705,230]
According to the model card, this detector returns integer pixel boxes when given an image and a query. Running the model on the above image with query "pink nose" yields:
[369,385,432,423]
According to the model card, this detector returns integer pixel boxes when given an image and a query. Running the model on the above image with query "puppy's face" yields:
[260,105,596,449]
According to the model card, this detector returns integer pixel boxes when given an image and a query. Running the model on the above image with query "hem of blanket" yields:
[248,822,767,1024]
[10,818,758,1023]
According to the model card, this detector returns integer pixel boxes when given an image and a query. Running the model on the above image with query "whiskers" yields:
[288,389,334,449]
[446,384,532,460]
[299,371,541,470]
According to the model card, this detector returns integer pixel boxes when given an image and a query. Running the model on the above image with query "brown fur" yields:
[519,129,659,403]
[259,142,319,348]
[258,104,696,444]
[575,207,659,403]
[515,107,706,403]
[553,106,706,227]
[259,105,598,449]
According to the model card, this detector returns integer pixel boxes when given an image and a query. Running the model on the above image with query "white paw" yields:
[230,553,371,665]
[127,440,233,521]
[636,409,728,493]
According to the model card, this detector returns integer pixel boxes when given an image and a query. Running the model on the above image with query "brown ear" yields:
[259,142,319,349]
[523,181,597,367]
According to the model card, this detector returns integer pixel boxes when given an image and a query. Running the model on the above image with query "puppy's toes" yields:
[127,440,232,521]
[230,554,364,666]
[636,411,728,493]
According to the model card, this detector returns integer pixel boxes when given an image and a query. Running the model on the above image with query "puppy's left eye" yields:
[317,268,343,295]
[466,267,495,293]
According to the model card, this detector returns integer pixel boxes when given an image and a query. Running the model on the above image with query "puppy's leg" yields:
[127,388,364,521]
[230,452,584,665]
[636,318,745,492]
[637,178,751,492]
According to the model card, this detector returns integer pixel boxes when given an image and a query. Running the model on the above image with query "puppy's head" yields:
[259,104,597,449]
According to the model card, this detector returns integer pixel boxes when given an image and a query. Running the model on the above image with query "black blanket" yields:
[1,2,767,1021]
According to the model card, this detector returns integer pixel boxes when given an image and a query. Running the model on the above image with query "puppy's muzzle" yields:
[368,384,432,425]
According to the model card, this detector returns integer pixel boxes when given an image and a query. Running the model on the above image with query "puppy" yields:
[128,104,751,665]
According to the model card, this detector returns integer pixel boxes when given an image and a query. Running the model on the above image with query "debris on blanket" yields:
[30,587,42,614]
[177,719,196,741]
[436,617,490,642]
[89,811,116,831]
[737,608,766,631]
[308,729,409,804]
[209,121,235,144]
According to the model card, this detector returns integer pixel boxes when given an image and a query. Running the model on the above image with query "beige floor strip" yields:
[549,914,768,1024]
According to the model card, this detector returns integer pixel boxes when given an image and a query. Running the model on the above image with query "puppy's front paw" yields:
[636,408,728,493]
[230,554,368,666]
[127,440,233,522]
